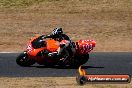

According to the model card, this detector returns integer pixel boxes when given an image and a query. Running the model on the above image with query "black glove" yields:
[40,35,46,39]
[41,34,53,39]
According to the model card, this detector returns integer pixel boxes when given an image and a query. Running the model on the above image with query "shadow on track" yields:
[81,66,104,69]
[27,65,104,69]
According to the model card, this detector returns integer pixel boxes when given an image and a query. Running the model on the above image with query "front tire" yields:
[16,52,35,67]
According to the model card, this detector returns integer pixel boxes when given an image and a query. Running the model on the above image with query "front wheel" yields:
[16,52,35,67]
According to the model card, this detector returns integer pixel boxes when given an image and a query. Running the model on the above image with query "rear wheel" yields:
[16,52,35,67]
[70,54,89,68]
[79,54,89,65]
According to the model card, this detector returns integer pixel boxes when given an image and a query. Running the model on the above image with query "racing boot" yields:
[48,44,65,58]
[48,52,59,58]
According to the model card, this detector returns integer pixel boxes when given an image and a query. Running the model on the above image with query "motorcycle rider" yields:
[42,27,75,59]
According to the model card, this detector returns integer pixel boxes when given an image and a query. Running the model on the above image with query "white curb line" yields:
[0,52,20,53]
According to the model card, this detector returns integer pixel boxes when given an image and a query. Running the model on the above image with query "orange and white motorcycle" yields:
[16,35,96,67]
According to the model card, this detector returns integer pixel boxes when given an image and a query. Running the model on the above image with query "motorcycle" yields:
[16,35,96,67]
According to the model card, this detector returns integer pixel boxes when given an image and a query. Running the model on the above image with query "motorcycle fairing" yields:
[46,39,60,52]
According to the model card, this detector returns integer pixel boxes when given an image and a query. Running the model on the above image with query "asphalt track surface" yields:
[0,52,132,77]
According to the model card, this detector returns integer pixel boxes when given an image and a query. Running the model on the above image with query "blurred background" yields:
[0,0,132,51]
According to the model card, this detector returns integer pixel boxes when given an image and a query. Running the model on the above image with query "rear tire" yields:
[70,54,89,68]
[79,54,89,65]
[16,52,35,67]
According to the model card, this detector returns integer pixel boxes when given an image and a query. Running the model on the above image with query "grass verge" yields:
[0,77,132,88]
